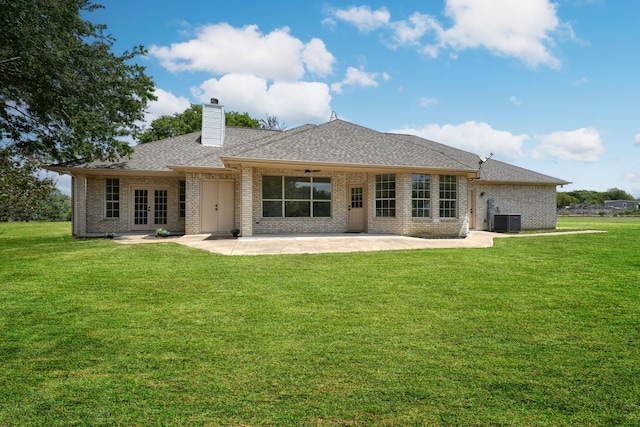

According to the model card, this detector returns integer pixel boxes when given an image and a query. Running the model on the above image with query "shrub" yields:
[155,228,171,237]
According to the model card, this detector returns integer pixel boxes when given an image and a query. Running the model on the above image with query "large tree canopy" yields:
[0,0,156,163]
[0,148,71,221]
[139,105,287,144]
[140,104,208,144]
[0,148,57,221]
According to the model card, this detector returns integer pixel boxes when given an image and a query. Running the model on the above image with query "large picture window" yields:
[105,178,119,218]
[375,174,396,217]
[412,174,431,218]
[262,176,331,218]
[439,175,457,218]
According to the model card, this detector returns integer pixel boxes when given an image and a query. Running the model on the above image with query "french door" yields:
[131,188,168,231]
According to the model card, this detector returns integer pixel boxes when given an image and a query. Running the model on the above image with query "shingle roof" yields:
[225,120,476,170]
[387,132,568,184]
[49,119,569,185]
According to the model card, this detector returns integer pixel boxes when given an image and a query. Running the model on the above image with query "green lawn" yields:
[1,218,639,426]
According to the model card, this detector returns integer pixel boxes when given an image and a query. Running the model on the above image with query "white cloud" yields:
[150,23,335,81]
[532,128,605,162]
[192,74,332,125]
[419,97,437,108]
[625,172,640,182]
[333,6,390,32]
[572,77,590,86]
[331,67,379,94]
[624,172,640,198]
[634,133,640,145]
[331,0,572,68]
[389,13,440,47]
[510,96,523,106]
[172,19,192,38]
[438,0,563,68]
[321,17,337,30]
[389,121,528,161]
[302,38,335,76]
[148,23,338,126]
[145,88,192,123]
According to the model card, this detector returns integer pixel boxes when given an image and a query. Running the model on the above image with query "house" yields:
[604,200,639,210]
[48,99,570,238]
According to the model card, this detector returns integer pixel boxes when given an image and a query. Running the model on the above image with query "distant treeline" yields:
[557,188,636,208]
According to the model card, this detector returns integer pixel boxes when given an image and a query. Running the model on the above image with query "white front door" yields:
[348,185,365,232]
[467,189,476,229]
[201,180,234,233]
[131,188,168,231]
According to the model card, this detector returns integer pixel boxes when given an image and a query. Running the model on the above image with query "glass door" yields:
[131,188,168,230]
[133,189,149,229]
[348,185,365,232]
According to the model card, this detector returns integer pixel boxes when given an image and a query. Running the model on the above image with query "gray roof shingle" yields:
[50,119,569,185]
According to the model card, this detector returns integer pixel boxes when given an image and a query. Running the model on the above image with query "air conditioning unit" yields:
[492,214,521,233]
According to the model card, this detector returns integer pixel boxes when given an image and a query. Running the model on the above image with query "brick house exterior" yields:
[49,101,569,238]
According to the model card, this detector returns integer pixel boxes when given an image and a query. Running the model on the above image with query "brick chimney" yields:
[201,98,225,147]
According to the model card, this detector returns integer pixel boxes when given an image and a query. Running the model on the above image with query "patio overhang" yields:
[219,156,480,178]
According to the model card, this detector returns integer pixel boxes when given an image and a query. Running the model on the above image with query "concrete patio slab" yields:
[112,229,606,256]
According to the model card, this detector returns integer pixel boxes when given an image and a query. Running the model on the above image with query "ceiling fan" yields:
[293,168,321,174]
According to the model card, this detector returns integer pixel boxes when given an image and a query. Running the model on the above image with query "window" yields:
[375,174,396,217]
[412,174,431,218]
[179,180,186,218]
[351,187,363,208]
[105,178,119,218]
[439,175,457,218]
[262,176,331,218]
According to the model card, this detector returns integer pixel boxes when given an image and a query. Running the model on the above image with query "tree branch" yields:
[0,57,21,65]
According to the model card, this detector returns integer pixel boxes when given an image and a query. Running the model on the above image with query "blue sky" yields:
[60,0,640,196]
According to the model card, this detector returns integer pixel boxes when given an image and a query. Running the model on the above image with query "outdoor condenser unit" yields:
[492,214,522,233]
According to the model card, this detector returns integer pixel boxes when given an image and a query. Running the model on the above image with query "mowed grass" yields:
[0,218,639,426]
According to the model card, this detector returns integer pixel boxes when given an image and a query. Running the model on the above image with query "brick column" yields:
[72,174,87,236]
[432,174,440,224]
[397,173,411,235]
[241,167,253,237]
[459,176,469,236]
[185,173,201,234]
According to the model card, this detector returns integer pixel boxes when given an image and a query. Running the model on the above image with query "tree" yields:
[31,189,72,221]
[559,188,637,209]
[226,111,262,128]
[139,105,264,144]
[139,104,204,143]
[557,192,579,208]
[0,149,57,221]
[1,0,156,163]
[260,115,288,131]
[603,188,634,201]
[567,190,604,206]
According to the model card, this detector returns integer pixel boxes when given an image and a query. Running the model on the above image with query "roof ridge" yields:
[224,123,319,157]
[386,132,478,170]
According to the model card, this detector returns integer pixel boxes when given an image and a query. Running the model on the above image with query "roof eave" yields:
[471,179,572,186]
[44,165,181,177]
[220,156,479,176]
[167,165,237,173]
